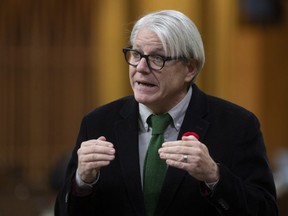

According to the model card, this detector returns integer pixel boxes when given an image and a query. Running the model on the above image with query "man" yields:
[55,10,278,215]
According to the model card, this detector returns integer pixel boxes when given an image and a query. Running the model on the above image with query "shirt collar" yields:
[139,86,192,132]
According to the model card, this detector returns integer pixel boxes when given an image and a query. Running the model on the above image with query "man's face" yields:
[129,28,197,114]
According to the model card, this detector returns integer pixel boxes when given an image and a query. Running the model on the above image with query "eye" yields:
[149,55,164,64]
[131,50,141,59]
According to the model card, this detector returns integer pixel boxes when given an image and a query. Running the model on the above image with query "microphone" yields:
[182,132,199,140]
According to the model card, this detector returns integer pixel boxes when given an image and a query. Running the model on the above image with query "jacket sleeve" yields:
[203,114,278,216]
[54,116,93,216]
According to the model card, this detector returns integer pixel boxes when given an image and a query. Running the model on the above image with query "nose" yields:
[136,57,150,72]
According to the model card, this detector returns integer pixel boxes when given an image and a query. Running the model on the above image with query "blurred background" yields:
[1,0,288,215]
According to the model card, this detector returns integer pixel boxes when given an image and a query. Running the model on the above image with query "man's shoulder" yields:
[204,94,261,130]
[192,84,255,118]
[207,94,254,116]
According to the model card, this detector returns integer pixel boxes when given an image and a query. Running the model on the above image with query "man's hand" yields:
[77,136,115,183]
[159,135,219,183]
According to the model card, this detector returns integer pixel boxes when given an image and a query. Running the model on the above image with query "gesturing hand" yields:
[158,135,219,183]
[77,136,115,183]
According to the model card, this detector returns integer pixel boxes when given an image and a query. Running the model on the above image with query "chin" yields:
[134,92,154,105]
[134,95,149,104]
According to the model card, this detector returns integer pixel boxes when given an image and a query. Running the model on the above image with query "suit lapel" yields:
[114,99,145,215]
[156,85,211,215]
[112,85,211,215]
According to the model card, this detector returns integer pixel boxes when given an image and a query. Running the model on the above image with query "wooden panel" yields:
[0,0,95,189]
[91,0,130,106]
[200,0,288,162]
[261,24,288,160]
[1,0,288,214]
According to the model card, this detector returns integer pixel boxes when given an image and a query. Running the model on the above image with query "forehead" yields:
[134,28,164,52]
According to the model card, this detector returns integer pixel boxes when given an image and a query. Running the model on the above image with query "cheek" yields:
[129,68,136,80]
[161,73,179,86]
[160,73,187,93]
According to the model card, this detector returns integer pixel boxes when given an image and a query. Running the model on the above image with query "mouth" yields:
[136,81,156,87]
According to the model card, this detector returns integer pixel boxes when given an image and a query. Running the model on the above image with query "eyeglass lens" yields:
[125,50,165,70]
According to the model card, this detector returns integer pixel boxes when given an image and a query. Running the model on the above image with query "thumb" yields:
[98,136,107,141]
[182,135,197,141]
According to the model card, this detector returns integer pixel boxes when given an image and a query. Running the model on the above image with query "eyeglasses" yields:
[122,47,181,70]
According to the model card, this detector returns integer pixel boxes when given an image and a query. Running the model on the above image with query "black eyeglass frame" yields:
[122,47,183,70]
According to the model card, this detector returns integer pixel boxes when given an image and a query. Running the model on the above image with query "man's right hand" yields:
[77,136,115,183]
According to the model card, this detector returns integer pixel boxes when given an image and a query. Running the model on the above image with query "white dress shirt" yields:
[138,87,192,186]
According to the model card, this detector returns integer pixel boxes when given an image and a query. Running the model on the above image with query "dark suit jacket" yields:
[55,84,278,216]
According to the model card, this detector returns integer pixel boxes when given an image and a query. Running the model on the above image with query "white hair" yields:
[130,10,205,82]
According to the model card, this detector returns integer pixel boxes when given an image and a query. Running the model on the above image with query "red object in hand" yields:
[182,132,199,140]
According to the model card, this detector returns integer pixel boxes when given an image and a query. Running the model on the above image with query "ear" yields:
[184,60,198,82]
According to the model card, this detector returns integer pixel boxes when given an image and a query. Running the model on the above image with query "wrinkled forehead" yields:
[133,28,164,49]
[132,26,171,55]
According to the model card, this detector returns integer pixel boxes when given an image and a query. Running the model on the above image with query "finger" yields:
[165,158,187,170]
[81,137,114,148]
[161,140,188,148]
[182,132,199,140]
[162,139,199,148]
[159,144,197,155]
[98,136,106,141]
[181,135,198,141]
[79,151,115,163]
[78,144,115,156]
[79,160,112,170]
[159,151,185,162]
[80,137,115,154]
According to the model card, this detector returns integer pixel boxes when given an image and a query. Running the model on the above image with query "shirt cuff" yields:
[73,169,100,196]
[76,169,100,188]
[205,180,219,190]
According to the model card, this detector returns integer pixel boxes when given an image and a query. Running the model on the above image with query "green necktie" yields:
[144,113,172,216]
